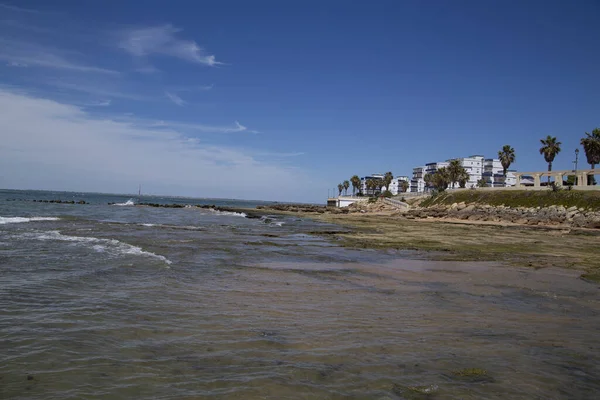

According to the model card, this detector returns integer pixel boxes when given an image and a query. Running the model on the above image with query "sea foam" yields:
[19,230,172,265]
[0,216,60,225]
[112,199,136,206]
[208,209,247,218]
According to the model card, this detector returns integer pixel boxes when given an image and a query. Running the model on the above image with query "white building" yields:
[361,174,410,196]
[457,155,484,188]
[483,159,517,187]
[411,155,516,191]
[360,174,383,196]
[410,166,426,193]
[391,176,410,195]
[505,171,516,186]
[425,161,449,177]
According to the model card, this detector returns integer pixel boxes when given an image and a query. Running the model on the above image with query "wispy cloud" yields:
[6,61,28,67]
[257,151,305,157]
[145,119,253,134]
[0,3,40,14]
[0,39,118,74]
[118,24,221,66]
[165,91,185,106]
[46,80,150,101]
[171,84,214,92]
[134,65,161,74]
[0,19,53,33]
[85,99,111,107]
[0,88,311,201]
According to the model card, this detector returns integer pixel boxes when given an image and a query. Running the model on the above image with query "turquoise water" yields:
[1,189,599,399]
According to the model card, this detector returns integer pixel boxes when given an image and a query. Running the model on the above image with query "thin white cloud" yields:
[134,65,161,74]
[0,88,313,202]
[171,84,213,92]
[0,19,53,33]
[85,100,111,107]
[0,3,40,13]
[165,91,186,106]
[143,119,252,134]
[257,151,305,157]
[119,24,221,66]
[0,39,118,74]
[6,61,28,67]
[46,80,150,101]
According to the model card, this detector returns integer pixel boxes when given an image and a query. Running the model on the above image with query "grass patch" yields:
[421,190,600,210]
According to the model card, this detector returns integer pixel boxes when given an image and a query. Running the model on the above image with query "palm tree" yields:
[383,172,393,191]
[337,183,343,197]
[400,180,409,193]
[423,173,433,192]
[498,145,516,181]
[458,169,470,188]
[477,178,488,188]
[342,180,350,195]
[365,179,375,196]
[539,136,562,183]
[447,159,463,188]
[350,175,361,195]
[377,178,385,193]
[581,128,600,185]
[433,168,450,191]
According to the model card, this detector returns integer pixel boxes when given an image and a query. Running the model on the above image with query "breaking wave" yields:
[0,216,60,225]
[260,215,285,227]
[207,209,247,218]
[112,199,136,206]
[18,231,172,265]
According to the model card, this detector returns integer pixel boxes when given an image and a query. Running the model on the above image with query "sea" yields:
[1,188,599,399]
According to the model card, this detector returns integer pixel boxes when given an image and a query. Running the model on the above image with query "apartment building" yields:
[361,174,410,196]
[410,155,515,192]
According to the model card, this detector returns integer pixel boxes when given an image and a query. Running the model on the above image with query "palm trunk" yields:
[547,162,552,184]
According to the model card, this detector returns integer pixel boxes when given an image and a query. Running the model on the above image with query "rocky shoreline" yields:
[256,200,600,229]
[404,202,600,229]
[256,204,332,213]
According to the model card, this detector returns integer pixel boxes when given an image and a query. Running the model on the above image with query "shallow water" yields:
[1,189,599,399]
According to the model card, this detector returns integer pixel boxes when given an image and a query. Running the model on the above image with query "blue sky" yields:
[1,0,599,202]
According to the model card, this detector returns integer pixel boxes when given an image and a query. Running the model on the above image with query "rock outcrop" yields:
[403,201,600,229]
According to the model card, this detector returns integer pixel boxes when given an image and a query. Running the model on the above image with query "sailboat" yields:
[137,184,142,204]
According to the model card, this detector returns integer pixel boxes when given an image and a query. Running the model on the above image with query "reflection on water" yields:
[2,256,599,399]
[1,189,599,399]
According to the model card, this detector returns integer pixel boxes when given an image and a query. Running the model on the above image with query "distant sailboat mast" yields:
[138,184,141,203]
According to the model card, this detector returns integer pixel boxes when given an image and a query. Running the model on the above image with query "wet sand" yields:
[298,213,600,277]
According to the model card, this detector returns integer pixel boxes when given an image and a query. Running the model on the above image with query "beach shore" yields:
[250,205,600,282]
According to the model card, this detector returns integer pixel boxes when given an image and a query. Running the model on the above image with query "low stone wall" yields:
[405,202,600,229]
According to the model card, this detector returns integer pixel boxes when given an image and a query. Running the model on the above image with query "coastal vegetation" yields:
[581,128,600,185]
[335,127,599,202]
[350,175,361,195]
[498,145,516,178]
[419,189,600,210]
[539,135,562,183]
[383,171,393,191]
[400,180,409,192]
[423,163,471,192]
